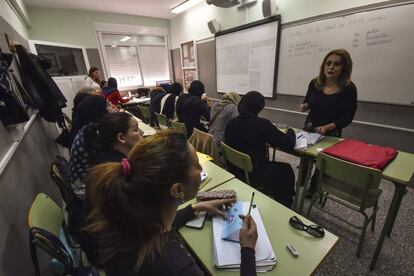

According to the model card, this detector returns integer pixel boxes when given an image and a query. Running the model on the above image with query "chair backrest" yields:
[50,156,73,204]
[220,142,253,184]
[28,193,74,276]
[138,106,151,124]
[316,153,382,209]
[155,112,171,128]
[29,193,63,237]
[171,121,187,136]
[189,128,221,165]
[63,113,72,131]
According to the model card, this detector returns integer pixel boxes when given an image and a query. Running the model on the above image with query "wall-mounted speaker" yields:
[207,19,221,34]
[262,0,277,18]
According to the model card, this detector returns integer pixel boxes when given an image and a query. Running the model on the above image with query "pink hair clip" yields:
[121,158,131,177]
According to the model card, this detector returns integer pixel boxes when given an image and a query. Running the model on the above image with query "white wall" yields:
[170,0,399,48]
[0,0,29,38]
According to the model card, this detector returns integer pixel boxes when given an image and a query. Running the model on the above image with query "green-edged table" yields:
[180,178,339,276]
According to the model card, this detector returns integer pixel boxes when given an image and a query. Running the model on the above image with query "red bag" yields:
[322,139,398,170]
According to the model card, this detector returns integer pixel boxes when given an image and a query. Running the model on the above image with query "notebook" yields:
[296,130,323,146]
[212,202,276,272]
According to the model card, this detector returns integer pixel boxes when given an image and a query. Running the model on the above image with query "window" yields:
[99,33,170,88]
[34,44,87,77]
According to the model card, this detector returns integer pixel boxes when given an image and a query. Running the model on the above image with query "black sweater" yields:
[176,94,210,137]
[104,205,257,276]
[225,114,296,170]
[303,79,357,133]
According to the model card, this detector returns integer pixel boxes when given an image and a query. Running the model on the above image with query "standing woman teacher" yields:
[299,48,357,137]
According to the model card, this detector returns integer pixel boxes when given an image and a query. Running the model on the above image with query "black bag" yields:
[0,52,29,126]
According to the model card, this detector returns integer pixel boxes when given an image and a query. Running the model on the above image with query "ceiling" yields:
[22,0,189,19]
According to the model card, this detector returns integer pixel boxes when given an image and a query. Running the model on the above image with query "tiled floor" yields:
[274,150,414,276]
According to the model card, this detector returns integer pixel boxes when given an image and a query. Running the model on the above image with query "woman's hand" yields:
[299,103,309,112]
[317,123,336,135]
[239,215,258,249]
[193,198,236,218]
[316,126,327,135]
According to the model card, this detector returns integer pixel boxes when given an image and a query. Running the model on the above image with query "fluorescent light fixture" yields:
[120,36,131,42]
[171,0,204,14]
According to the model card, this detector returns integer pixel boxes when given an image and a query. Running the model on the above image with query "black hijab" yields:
[238,91,265,116]
[188,80,205,97]
[70,95,108,146]
[169,82,183,96]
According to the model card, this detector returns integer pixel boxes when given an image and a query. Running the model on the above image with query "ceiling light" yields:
[120,36,131,42]
[171,0,204,14]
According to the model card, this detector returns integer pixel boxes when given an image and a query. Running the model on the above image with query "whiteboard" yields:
[216,17,281,98]
[277,3,414,105]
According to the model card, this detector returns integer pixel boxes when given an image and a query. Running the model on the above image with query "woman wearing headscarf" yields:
[103,77,132,106]
[176,80,210,137]
[161,82,183,120]
[225,91,296,208]
[208,91,241,147]
[69,95,113,196]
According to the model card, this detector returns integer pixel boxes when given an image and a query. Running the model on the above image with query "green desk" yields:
[200,161,235,192]
[180,178,338,275]
[294,136,414,270]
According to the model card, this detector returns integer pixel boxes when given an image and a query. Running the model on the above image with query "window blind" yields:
[138,45,170,86]
[104,45,142,86]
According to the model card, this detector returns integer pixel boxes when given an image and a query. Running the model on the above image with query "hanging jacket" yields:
[14,44,67,123]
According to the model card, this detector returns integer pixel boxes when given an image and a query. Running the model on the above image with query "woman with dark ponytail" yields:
[68,112,143,263]
[70,112,143,199]
[86,130,258,275]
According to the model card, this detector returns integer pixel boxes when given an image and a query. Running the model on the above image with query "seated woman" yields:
[68,112,143,263]
[103,77,132,106]
[149,87,166,123]
[161,82,183,120]
[70,111,142,199]
[86,130,258,275]
[208,91,241,148]
[176,80,211,137]
[225,91,296,208]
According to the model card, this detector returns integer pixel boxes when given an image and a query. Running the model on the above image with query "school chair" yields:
[189,128,221,166]
[50,156,73,205]
[63,113,72,131]
[28,193,81,276]
[155,112,171,129]
[138,106,151,124]
[171,121,187,137]
[220,142,253,185]
[306,153,382,257]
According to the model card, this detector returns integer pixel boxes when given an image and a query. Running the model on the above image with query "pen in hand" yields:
[247,192,255,216]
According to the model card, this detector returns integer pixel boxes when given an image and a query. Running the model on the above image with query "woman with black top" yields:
[299,48,357,137]
[68,112,143,263]
[176,80,211,137]
[299,49,358,195]
[86,130,258,275]
[161,82,183,120]
[225,91,296,208]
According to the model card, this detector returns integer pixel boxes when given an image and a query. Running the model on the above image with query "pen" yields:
[247,192,255,216]
[297,134,303,139]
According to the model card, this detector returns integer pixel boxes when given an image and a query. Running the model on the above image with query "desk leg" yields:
[387,185,407,237]
[293,156,307,210]
[299,158,314,213]
[369,183,406,270]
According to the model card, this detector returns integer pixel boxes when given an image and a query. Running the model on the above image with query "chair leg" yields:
[371,201,379,232]
[357,213,369,257]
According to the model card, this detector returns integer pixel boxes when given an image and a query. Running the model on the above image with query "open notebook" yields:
[212,202,276,272]
[295,130,324,149]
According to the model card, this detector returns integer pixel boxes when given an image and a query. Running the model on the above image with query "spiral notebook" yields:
[212,202,276,272]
